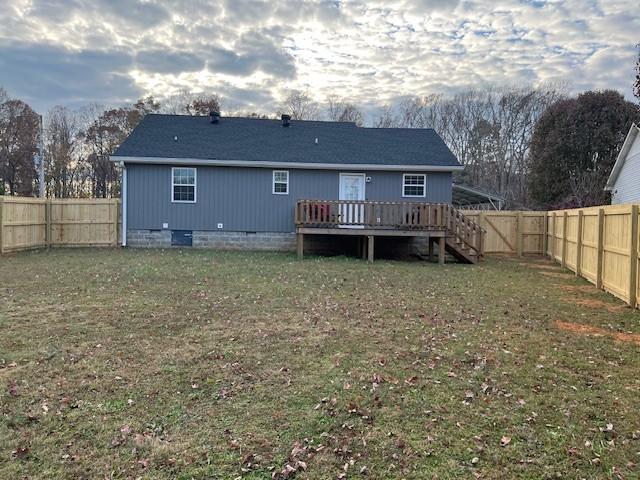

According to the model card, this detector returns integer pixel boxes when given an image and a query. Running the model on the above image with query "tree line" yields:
[280,85,639,209]
[2,63,639,207]
[0,90,222,198]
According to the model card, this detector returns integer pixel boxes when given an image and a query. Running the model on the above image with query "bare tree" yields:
[326,96,364,126]
[278,90,321,120]
[226,111,272,119]
[133,96,161,116]
[0,99,40,195]
[45,106,81,198]
[163,90,221,116]
[393,86,564,207]
[373,104,399,128]
[635,46,640,105]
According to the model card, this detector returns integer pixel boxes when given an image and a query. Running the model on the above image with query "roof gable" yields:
[605,123,640,190]
[112,114,461,169]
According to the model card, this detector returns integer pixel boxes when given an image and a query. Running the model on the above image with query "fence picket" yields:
[0,196,120,253]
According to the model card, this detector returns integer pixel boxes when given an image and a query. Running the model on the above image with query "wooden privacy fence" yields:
[546,204,640,308]
[461,207,640,308]
[0,196,120,254]
[0,195,638,308]
[463,211,547,255]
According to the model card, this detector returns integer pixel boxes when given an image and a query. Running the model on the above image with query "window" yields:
[273,170,289,195]
[172,167,196,203]
[403,174,426,197]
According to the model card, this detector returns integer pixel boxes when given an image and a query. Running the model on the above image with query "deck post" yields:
[428,237,434,262]
[367,235,374,263]
[361,236,367,260]
[438,236,445,265]
[296,232,304,259]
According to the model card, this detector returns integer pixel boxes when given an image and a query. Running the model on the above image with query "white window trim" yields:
[272,170,289,195]
[402,173,426,198]
[171,167,197,203]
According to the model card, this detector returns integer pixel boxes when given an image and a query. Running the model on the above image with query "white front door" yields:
[339,173,366,226]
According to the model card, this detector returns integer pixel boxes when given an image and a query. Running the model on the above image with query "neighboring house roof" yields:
[605,123,640,191]
[111,114,462,171]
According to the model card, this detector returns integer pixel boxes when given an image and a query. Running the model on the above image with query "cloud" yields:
[101,0,170,27]
[204,31,296,78]
[135,50,205,74]
[26,0,170,27]
[0,0,637,114]
[0,41,140,109]
[410,0,461,12]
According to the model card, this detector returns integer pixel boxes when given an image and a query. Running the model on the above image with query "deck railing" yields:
[295,200,485,257]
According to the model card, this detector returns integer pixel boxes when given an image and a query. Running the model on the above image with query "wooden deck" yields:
[295,200,486,263]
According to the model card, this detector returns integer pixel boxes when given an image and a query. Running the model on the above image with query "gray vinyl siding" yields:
[126,164,452,232]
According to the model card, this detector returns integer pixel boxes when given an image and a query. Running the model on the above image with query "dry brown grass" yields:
[1,250,639,479]
[555,320,640,345]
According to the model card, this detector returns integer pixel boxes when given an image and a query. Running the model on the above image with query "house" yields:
[111,112,484,263]
[605,123,640,204]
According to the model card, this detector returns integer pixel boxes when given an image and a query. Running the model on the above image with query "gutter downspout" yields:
[121,162,127,247]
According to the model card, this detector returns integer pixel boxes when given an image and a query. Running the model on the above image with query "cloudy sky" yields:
[0,0,638,115]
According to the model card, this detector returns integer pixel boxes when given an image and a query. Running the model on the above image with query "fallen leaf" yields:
[11,447,29,459]
[7,380,19,397]
[404,376,418,386]
[134,434,146,447]
[500,436,511,446]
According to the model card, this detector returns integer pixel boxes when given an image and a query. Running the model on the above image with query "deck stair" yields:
[442,206,484,264]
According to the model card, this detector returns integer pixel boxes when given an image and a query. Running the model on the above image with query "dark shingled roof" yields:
[112,114,461,167]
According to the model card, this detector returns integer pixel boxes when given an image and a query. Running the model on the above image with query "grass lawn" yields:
[1,249,639,479]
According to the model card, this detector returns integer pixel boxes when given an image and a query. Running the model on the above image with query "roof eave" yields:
[605,123,640,190]
[109,155,464,172]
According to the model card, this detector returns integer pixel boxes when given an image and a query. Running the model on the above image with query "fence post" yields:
[596,208,604,290]
[517,211,524,257]
[576,210,583,276]
[542,212,548,257]
[551,212,556,260]
[561,211,567,268]
[45,199,51,248]
[629,205,638,307]
[0,196,4,255]
[112,200,119,247]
